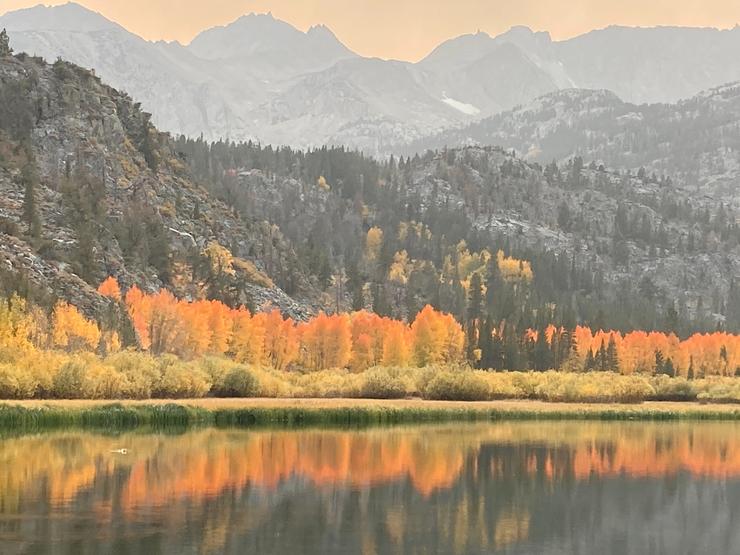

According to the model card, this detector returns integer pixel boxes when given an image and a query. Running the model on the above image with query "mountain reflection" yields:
[1,422,740,554]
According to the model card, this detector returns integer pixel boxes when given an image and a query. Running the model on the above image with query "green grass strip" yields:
[2,402,740,431]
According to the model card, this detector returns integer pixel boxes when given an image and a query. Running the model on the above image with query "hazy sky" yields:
[2,0,740,61]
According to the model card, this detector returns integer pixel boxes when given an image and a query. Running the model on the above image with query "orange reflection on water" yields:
[121,430,465,509]
[1,422,740,513]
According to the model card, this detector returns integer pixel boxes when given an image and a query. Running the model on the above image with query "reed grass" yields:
[2,399,740,431]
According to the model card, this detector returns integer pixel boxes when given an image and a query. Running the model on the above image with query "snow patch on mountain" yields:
[441,95,480,115]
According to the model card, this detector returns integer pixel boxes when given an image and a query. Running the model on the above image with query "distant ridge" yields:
[4,3,740,153]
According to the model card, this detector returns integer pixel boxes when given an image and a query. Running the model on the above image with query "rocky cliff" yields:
[0,52,318,319]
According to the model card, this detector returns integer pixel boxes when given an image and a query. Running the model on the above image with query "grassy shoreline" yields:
[2,398,740,430]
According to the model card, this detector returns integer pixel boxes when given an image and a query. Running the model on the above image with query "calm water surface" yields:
[1,421,739,554]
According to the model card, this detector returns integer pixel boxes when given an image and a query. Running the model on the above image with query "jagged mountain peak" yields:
[187,11,354,61]
[0,2,120,33]
[419,31,496,70]
[493,25,554,50]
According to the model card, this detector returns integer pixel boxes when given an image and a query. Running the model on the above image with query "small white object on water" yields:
[110,449,128,454]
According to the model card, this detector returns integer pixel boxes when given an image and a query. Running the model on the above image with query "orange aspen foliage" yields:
[174,300,211,358]
[381,319,411,366]
[349,311,387,371]
[410,305,465,366]
[298,312,352,371]
[147,290,183,356]
[52,302,101,352]
[231,308,266,365]
[200,300,233,356]
[545,325,561,344]
[97,277,121,301]
[115,281,740,377]
[125,286,152,350]
[573,326,595,361]
[620,330,652,374]
[261,310,299,371]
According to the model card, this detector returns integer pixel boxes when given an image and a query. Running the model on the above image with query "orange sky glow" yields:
[1,0,739,61]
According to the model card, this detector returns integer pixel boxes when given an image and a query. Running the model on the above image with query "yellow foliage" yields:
[388,250,411,285]
[317,175,330,191]
[202,241,236,277]
[0,295,34,361]
[232,257,274,288]
[51,302,101,352]
[410,305,465,367]
[497,250,533,283]
[364,227,383,262]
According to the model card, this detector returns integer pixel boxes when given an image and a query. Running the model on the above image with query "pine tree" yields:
[478,316,494,369]
[21,156,41,239]
[533,330,553,371]
[597,340,608,371]
[467,272,483,323]
[585,349,595,371]
[352,286,365,311]
[0,29,12,57]
[465,272,483,362]
[606,335,619,372]
[561,337,582,373]
[654,350,665,374]
[663,357,676,378]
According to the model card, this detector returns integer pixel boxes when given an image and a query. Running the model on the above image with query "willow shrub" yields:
[287,369,363,398]
[420,368,490,401]
[695,379,740,403]
[215,367,260,397]
[529,371,654,404]
[1,352,738,403]
[649,375,697,401]
[360,367,414,399]
[0,363,39,399]
[154,356,211,398]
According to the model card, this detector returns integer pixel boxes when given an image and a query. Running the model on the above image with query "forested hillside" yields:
[1,39,740,376]
[0,42,319,323]
[175,137,740,340]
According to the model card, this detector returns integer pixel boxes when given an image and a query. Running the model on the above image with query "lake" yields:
[0,421,739,554]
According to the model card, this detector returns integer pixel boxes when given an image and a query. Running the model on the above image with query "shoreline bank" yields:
[2,398,740,429]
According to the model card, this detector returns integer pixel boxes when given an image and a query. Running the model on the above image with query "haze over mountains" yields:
[4,2,740,154]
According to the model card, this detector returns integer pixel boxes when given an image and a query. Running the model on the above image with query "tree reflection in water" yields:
[1,422,739,554]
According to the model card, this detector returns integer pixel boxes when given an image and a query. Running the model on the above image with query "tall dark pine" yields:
[21,159,41,239]
[606,335,619,372]
[466,272,483,362]
[0,29,12,57]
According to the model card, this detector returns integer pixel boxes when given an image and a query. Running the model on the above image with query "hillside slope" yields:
[406,86,740,202]
[177,136,740,336]
[0,50,318,318]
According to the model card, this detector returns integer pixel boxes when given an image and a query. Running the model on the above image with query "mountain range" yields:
[5,3,740,153]
[405,85,740,199]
